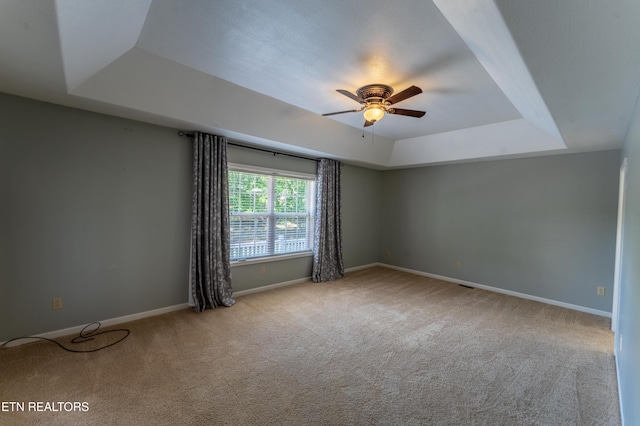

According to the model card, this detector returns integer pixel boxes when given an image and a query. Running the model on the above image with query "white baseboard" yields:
[5,263,609,347]
[1,303,190,348]
[234,277,311,297]
[378,263,612,318]
[615,350,626,425]
[233,263,380,297]
[345,263,380,273]
[2,263,381,347]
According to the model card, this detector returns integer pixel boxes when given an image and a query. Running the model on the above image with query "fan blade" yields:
[322,109,360,117]
[386,86,422,105]
[389,108,426,118]
[337,89,364,104]
[364,120,375,127]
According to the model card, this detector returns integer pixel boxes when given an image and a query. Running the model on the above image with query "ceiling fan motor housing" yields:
[356,84,394,102]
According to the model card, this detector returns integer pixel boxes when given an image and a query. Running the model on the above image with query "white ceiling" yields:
[1,0,639,169]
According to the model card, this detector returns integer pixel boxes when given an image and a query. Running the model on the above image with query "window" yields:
[228,165,315,261]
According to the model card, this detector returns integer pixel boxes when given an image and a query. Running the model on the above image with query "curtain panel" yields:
[312,158,345,282]
[190,132,235,311]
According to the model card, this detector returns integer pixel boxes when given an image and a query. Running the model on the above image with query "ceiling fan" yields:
[323,84,426,127]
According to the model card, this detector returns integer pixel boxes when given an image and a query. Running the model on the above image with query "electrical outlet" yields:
[455,261,462,270]
[52,297,63,310]
[597,287,606,296]
[260,266,267,275]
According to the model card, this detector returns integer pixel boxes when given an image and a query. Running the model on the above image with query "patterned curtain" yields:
[312,158,345,282]
[190,132,235,311]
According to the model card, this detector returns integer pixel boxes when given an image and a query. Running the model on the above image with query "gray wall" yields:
[618,95,640,425]
[380,151,620,311]
[0,93,192,341]
[342,164,382,268]
[0,93,383,340]
[0,91,623,349]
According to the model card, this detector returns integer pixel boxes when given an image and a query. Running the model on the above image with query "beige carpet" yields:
[0,266,619,425]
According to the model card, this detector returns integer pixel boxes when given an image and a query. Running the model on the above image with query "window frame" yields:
[227,163,316,264]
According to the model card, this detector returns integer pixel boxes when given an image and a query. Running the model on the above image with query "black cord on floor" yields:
[0,322,130,353]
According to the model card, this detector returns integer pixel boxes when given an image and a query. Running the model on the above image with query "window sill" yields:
[231,251,313,267]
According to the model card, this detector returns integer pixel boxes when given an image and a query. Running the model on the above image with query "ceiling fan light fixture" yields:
[363,104,385,122]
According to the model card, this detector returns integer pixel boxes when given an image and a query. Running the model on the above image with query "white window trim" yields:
[231,251,313,267]
[228,162,316,180]
[227,163,316,262]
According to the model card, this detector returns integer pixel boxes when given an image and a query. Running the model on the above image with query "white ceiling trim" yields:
[389,118,566,168]
[72,48,396,167]
[1,0,638,168]
[491,0,640,152]
[432,0,564,143]
[55,0,152,92]
[134,0,521,141]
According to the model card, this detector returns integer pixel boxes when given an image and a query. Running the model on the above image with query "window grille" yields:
[228,166,315,261]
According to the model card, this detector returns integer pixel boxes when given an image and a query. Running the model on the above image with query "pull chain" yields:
[362,124,375,144]
[372,122,375,144]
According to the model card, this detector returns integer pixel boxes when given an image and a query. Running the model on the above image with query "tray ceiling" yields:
[1,0,639,168]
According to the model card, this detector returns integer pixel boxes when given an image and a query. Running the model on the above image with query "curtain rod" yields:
[178,131,318,162]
